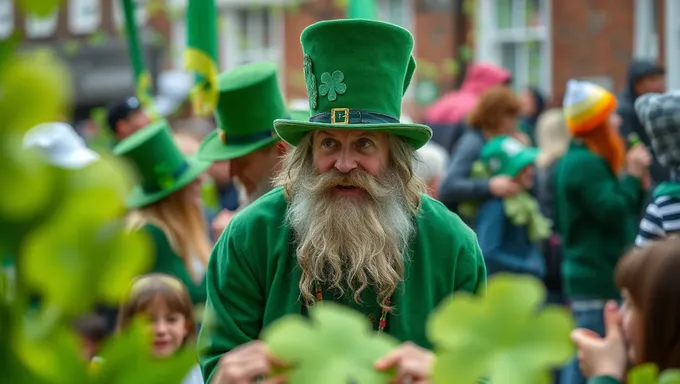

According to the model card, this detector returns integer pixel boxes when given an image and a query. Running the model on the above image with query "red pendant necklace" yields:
[312,281,390,333]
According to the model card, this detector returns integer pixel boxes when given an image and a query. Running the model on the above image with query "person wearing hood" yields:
[617,59,667,186]
[518,87,547,146]
[425,63,512,156]
[425,62,512,125]
[634,92,680,246]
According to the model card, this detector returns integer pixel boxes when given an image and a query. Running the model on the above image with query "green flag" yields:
[121,0,158,119]
[185,0,219,117]
[347,0,377,19]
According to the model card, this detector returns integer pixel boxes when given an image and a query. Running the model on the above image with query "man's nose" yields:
[334,150,358,173]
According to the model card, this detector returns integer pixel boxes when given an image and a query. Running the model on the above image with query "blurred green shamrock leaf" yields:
[628,364,680,384]
[0,142,65,254]
[261,302,399,384]
[0,48,72,135]
[16,0,62,17]
[427,274,575,384]
[93,318,197,384]
[21,157,151,313]
[15,323,90,383]
[0,49,72,244]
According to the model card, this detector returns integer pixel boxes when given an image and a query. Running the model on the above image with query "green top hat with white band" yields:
[480,136,538,178]
[273,19,432,149]
[197,62,288,161]
[113,120,211,209]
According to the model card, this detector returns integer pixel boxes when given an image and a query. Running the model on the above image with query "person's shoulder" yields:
[227,187,288,236]
[559,144,607,172]
[417,194,477,244]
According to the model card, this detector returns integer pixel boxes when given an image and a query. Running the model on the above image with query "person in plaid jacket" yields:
[634,91,680,246]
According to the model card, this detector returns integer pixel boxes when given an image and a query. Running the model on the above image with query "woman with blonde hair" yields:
[534,108,571,306]
[114,120,213,305]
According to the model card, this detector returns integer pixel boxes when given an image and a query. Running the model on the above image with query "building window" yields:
[377,0,414,101]
[378,0,412,30]
[221,7,282,70]
[665,0,680,90]
[475,0,551,95]
[634,0,659,59]
[0,0,14,39]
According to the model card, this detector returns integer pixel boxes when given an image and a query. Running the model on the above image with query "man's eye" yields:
[357,138,373,148]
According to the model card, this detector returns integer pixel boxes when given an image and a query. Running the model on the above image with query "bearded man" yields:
[198,19,487,383]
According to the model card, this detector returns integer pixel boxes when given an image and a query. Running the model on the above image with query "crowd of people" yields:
[14,16,680,384]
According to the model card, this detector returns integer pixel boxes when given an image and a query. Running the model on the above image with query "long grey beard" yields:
[286,168,415,298]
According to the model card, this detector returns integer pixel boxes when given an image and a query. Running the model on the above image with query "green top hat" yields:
[197,62,288,161]
[113,120,211,209]
[273,19,432,149]
[480,136,538,178]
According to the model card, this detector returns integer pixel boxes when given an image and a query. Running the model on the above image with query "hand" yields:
[212,341,286,384]
[374,342,435,384]
[570,301,627,380]
[625,145,651,179]
[489,176,521,198]
[211,209,236,240]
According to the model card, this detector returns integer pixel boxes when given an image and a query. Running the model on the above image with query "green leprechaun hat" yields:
[197,62,290,161]
[480,136,539,178]
[273,19,432,149]
[113,119,211,209]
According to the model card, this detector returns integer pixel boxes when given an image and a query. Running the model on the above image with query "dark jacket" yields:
[617,59,668,185]
[438,129,490,212]
[475,198,546,278]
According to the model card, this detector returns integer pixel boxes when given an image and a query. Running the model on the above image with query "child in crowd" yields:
[634,92,680,246]
[571,238,680,383]
[475,135,550,278]
[72,313,108,367]
[116,274,202,384]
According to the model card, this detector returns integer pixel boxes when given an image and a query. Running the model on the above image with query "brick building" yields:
[5,0,677,121]
[473,0,677,107]
[203,0,677,120]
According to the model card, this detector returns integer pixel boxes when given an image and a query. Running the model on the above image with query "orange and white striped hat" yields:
[563,80,617,135]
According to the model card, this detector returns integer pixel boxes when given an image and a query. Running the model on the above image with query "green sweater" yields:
[588,376,619,384]
[555,142,644,299]
[197,187,487,382]
[144,224,207,305]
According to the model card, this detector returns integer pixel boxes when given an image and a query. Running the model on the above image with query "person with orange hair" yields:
[556,80,651,384]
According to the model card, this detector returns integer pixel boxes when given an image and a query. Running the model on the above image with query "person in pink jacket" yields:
[424,62,512,125]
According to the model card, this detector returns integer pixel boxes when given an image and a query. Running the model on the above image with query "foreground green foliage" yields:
[262,303,398,383]
[0,29,195,384]
[2,3,678,384]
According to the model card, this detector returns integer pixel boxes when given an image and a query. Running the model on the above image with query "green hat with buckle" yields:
[197,62,289,161]
[480,136,538,178]
[273,19,432,149]
[113,119,211,209]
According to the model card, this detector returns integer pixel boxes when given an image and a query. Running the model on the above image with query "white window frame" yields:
[377,0,415,101]
[219,6,285,89]
[0,0,14,40]
[665,0,680,90]
[474,0,552,96]
[634,0,659,60]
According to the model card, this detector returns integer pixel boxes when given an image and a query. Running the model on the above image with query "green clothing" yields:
[588,375,620,384]
[144,224,207,305]
[197,187,487,382]
[555,142,644,299]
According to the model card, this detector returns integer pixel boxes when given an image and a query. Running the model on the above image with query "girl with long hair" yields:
[114,120,212,305]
